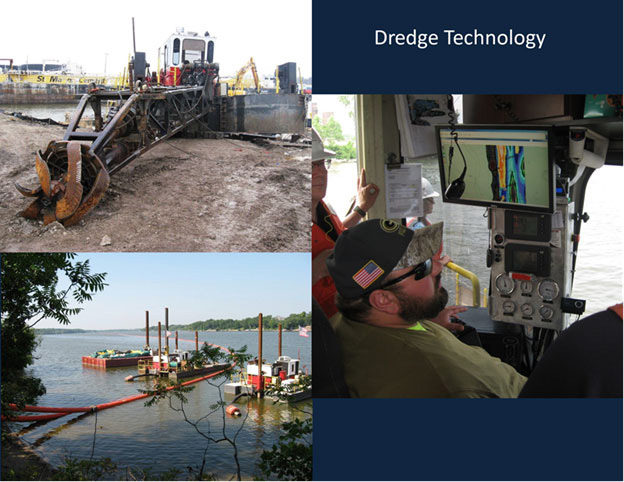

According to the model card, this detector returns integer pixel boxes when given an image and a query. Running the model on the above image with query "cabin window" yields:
[182,39,206,63]
[24,63,43,71]
[172,38,180,65]
[44,64,62,72]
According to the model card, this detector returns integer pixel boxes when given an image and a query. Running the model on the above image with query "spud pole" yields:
[257,313,264,397]
[165,307,169,353]
[145,311,149,348]
[158,322,162,371]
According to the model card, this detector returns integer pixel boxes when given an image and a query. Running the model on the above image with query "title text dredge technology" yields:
[375,29,547,50]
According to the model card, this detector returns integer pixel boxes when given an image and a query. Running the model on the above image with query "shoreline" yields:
[1,430,57,480]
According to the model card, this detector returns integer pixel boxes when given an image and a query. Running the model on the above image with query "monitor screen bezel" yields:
[435,124,555,214]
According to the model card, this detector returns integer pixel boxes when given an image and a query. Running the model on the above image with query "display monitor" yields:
[436,125,555,213]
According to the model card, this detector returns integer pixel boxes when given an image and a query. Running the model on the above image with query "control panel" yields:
[488,200,574,330]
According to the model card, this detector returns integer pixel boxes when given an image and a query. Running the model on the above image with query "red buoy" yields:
[225,405,241,417]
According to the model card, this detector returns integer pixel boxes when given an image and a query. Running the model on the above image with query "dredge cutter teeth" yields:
[16,140,110,227]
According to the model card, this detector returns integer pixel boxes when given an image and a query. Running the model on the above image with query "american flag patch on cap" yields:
[352,260,384,289]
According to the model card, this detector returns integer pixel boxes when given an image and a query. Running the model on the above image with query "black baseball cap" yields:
[326,219,443,299]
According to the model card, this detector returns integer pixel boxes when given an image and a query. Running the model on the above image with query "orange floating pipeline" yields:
[3,366,230,422]
[7,404,95,413]
[3,412,70,422]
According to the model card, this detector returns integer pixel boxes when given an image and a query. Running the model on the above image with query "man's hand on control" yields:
[430,305,468,331]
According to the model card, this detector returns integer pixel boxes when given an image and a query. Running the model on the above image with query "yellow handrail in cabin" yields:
[445,261,481,307]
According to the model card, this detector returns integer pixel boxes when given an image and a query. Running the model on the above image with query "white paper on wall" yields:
[384,163,422,219]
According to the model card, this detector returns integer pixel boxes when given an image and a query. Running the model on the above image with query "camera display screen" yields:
[437,125,554,213]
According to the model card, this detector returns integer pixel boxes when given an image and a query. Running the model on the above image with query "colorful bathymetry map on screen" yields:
[440,129,550,208]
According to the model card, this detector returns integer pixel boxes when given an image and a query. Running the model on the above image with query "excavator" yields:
[225,57,261,96]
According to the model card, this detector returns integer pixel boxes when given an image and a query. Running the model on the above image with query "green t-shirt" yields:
[333,315,527,398]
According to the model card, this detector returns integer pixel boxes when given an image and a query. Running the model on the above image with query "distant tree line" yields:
[34,328,88,335]
[167,312,311,332]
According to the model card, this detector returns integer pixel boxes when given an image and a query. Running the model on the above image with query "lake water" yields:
[16,330,311,480]
[325,158,623,317]
[0,103,80,123]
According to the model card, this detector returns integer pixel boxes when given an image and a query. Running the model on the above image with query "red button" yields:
[511,272,531,281]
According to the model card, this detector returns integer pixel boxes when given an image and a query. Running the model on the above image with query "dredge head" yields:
[16,141,110,227]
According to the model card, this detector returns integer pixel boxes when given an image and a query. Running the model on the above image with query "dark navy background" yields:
[311,2,623,479]
[313,399,623,480]
[312,0,623,93]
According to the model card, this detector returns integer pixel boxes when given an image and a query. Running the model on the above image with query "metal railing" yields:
[445,261,485,307]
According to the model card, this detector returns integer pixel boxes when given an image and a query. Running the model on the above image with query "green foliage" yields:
[258,418,312,481]
[312,115,344,142]
[1,253,107,412]
[169,312,310,332]
[1,253,107,327]
[51,457,188,480]
[141,379,196,407]
[141,345,252,406]
[52,457,117,481]
[313,112,355,160]
[139,345,254,480]
[33,328,87,335]
[327,140,356,160]
[338,95,354,118]
[264,375,312,402]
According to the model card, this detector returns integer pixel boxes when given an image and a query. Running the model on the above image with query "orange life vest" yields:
[312,201,345,318]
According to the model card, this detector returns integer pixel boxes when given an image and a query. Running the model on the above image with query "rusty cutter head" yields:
[15,140,110,227]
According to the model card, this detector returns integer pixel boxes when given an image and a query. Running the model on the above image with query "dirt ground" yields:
[1,432,57,480]
[0,114,311,252]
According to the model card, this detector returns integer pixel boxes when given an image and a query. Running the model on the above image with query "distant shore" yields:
[36,327,311,334]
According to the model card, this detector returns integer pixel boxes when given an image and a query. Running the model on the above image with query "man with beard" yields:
[326,219,527,398]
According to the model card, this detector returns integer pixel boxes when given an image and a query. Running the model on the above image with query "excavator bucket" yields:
[15,141,109,226]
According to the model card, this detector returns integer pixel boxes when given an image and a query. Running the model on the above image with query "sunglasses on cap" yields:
[379,258,433,289]
[312,159,332,170]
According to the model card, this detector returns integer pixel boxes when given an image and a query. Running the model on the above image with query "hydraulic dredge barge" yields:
[14,28,307,227]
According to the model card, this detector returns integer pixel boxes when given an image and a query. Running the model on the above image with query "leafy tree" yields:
[169,312,310,332]
[338,95,355,118]
[328,140,356,160]
[1,253,107,411]
[312,115,344,143]
[258,418,312,480]
[313,113,357,160]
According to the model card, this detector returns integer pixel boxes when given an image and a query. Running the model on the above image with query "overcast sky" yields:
[2,0,311,79]
[34,253,310,330]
